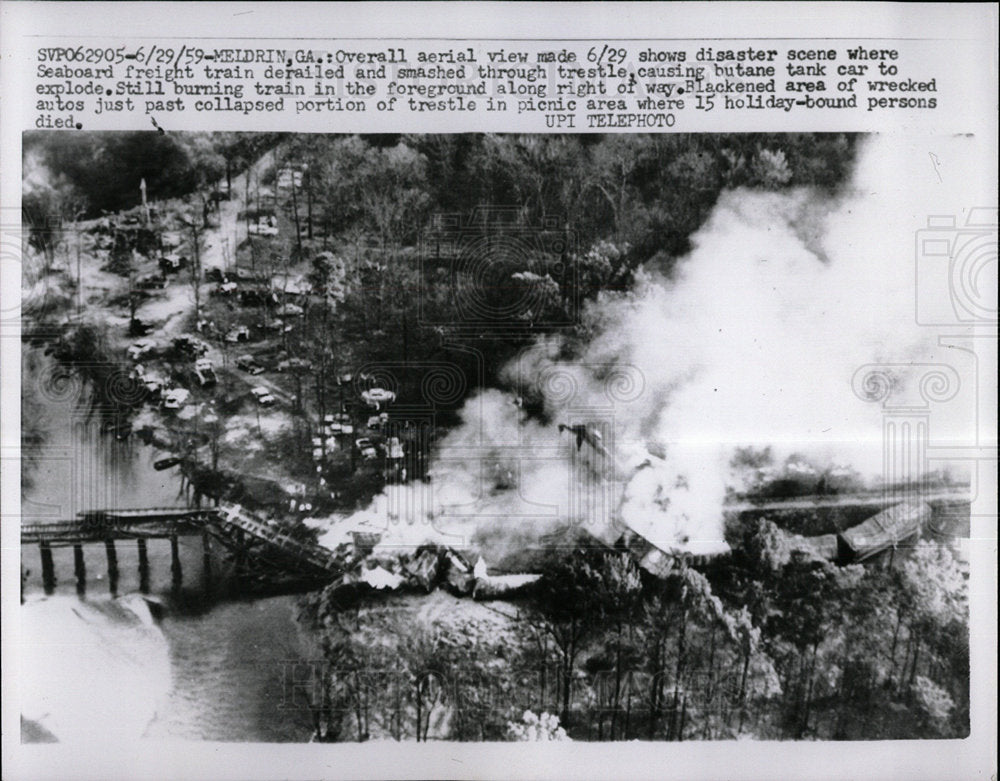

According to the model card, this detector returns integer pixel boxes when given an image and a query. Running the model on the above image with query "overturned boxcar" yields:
[788,500,932,564]
[837,500,931,561]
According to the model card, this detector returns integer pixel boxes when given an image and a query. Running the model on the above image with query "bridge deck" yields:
[76,507,212,520]
[22,504,341,576]
[21,519,206,545]
[217,504,339,573]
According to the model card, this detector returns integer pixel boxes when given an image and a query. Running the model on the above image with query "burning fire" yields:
[327,135,987,566]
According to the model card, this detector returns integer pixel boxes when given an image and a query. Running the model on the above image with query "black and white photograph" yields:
[17,130,983,744]
[1,4,996,780]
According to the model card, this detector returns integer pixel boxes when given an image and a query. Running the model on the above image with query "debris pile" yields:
[321,538,541,603]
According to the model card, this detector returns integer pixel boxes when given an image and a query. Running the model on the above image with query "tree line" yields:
[298,527,968,742]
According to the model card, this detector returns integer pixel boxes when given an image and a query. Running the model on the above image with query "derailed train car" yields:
[559,424,932,576]
[608,498,932,577]
[837,500,932,561]
[789,500,932,564]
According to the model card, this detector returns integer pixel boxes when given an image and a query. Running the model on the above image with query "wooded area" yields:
[297,529,968,741]
[22,131,968,741]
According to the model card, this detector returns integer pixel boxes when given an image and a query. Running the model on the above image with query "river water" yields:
[20,355,316,742]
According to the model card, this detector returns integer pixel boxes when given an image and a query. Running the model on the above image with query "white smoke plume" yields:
[329,134,990,564]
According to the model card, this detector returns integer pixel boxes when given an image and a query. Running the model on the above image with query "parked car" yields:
[251,386,276,407]
[236,354,265,375]
[276,303,304,317]
[212,281,238,297]
[162,387,190,409]
[128,338,158,361]
[277,357,311,373]
[159,254,186,273]
[136,273,166,290]
[324,413,354,436]
[311,435,339,461]
[367,413,389,430]
[205,267,227,284]
[225,325,251,343]
[361,388,397,408]
[355,437,378,460]
[232,267,267,283]
[194,358,217,387]
[141,374,165,399]
[172,335,209,357]
[256,317,291,333]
